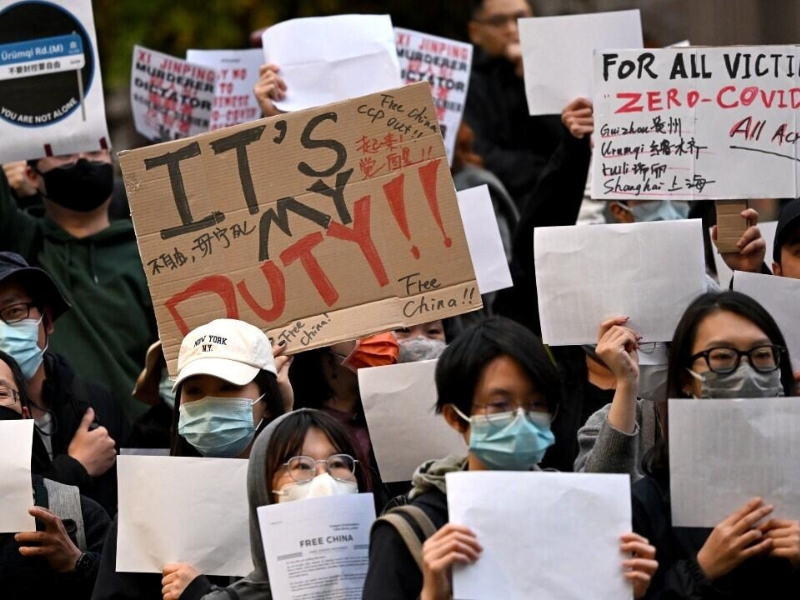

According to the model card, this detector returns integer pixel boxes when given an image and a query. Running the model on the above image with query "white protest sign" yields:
[670,398,800,528]
[0,420,35,533]
[257,494,375,599]
[713,220,777,289]
[0,0,110,161]
[520,10,642,116]
[395,27,472,164]
[117,455,251,576]
[186,49,263,130]
[131,46,215,141]
[447,472,631,600]
[592,46,800,200]
[732,270,800,371]
[360,360,466,483]
[535,220,706,346]
[457,185,513,294]
[262,14,402,112]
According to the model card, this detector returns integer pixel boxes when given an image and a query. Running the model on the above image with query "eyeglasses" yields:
[0,386,19,407]
[689,345,784,375]
[474,11,530,28]
[0,302,38,325]
[471,400,555,425]
[282,454,358,483]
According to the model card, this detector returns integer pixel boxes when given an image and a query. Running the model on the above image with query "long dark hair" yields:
[644,291,795,475]
[170,369,285,456]
[264,409,372,499]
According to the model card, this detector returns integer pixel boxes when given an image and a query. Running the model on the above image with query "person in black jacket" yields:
[633,291,800,599]
[0,252,129,516]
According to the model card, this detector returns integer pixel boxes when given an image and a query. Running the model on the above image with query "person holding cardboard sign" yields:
[363,317,658,600]
[630,291,799,598]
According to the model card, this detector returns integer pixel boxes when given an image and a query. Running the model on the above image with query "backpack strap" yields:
[373,505,437,571]
[43,479,87,552]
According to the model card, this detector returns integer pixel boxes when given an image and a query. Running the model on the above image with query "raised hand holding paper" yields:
[0,420,35,533]
[262,14,401,112]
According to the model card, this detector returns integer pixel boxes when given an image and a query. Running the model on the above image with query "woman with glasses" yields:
[363,316,657,600]
[631,291,799,598]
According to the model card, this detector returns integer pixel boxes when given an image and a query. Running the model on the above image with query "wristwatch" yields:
[71,552,95,579]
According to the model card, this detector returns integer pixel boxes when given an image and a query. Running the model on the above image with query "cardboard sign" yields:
[119,82,480,376]
[395,27,472,165]
[131,45,215,141]
[0,0,110,161]
[592,46,800,200]
[186,49,263,131]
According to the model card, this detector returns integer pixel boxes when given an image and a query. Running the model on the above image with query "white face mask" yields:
[273,472,358,503]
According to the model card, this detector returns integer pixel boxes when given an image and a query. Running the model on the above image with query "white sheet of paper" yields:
[262,14,402,112]
[257,494,375,599]
[186,49,263,130]
[670,398,800,527]
[457,185,513,294]
[732,270,800,371]
[360,360,466,482]
[0,420,35,533]
[519,10,642,115]
[714,220,777,289]
[117,455,251,576]
[447,472,631,600]
[535,220,706,345]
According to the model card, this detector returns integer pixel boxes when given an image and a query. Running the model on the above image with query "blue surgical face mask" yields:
[0,316,46,381]
[178,394,264,458]
[158,370,176,409]
[452,406,555,470]
[617,201,689,222]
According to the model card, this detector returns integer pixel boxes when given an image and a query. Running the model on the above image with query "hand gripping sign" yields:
[119,82,481,376]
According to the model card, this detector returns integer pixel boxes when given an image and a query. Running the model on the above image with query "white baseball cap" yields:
[172,319,276,391]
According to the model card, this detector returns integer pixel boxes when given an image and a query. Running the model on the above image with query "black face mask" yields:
[40,159,114,212]
[0,405,22,421]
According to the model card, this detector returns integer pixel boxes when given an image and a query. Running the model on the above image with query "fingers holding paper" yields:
[596,316,641,385]
[162,562,202,600]
[254,63,287,117]
[620,532,657,599]
[421,523,482,600]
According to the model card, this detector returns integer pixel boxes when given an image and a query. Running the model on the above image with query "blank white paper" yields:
[0,420,35,533]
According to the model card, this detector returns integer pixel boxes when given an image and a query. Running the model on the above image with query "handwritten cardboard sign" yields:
[395,27,472,165]
[185,49,263,131]
[0,0,110,161]
[592,46,800,200]
[131,45,215,141]
[119,82,480,376]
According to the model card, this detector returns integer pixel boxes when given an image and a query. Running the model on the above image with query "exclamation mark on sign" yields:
[383,173,420,259]
[418,159,452,249]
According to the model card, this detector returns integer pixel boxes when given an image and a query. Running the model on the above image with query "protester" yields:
[126,342,174,450]
[772,199,800,278]
[464,0,565,209]
[577,291,795,483]
[631,291,799,597]
[0,350,111,600]
[0,251,128,516]
[0,151,158,422]
[362,316,658,599]
[158,408,370,600]
[395,320,447,363]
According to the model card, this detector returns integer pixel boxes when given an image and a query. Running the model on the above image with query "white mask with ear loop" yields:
[273,472,358,503]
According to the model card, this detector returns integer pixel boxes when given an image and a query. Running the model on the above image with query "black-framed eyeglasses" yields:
[689,345,784,375]
[282,454,358,483]
[474,10,530,27]
[0,302,38,325]
[0,386,19,407]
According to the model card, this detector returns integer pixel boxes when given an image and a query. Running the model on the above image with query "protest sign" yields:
[262,14,402,112]
[670,398,800,527]
[592,46,800,200]
[534,220,706,346]
[130,45,215,141]
[0,420,35,533]
[119,82,480,376]
[0,0,109,162]
[117,455,251,576]
[732,270,800,370]
[395,27,472,164]
[186,49,263,130]
[360,360,466,482]
[258,494,375,599]
[519,10,642,116]
[447,472,631,599]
